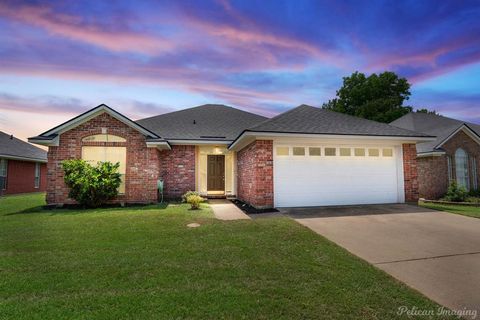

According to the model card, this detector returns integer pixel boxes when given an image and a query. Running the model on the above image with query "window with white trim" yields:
[455,148,470,190]
[382,149,393,157]
[292,147,305,156]
[34,163,40,188]
[0,159,7,190]
[354,148,365,157]
[82,146,127,194]
[339,148,351,156]
[324,147,336,156]
[276,147,289,156]
[309,147,321,156]
[368,148,380,157]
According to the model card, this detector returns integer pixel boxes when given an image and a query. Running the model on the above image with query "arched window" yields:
[82,134,126,143]
[455,148,470,190]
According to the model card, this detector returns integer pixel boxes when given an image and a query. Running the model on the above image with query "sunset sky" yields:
[1,0,479,141]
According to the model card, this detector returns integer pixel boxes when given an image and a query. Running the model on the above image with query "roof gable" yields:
[41,104,161,138]
[391,112,480,154]
[436,124,480,149]
[29,104,168,147]
[0,131,47,162]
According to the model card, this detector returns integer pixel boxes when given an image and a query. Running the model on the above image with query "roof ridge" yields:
[136,103,266,122]
[247,104,311,130]
[315,107,432,136]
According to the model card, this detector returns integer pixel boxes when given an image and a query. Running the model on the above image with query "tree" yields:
[415,108,439,115]
[323,71,421,123]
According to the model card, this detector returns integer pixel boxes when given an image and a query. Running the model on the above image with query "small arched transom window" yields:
[455,148,470,190]
[82,134,126,143]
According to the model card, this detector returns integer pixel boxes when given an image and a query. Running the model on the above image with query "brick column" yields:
[403,143,419,202]
[237,140,273,208]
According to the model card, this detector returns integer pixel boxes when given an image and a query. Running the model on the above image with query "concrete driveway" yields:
[284,204,480,313]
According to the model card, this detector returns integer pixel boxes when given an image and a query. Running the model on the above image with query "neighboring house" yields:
[391,112,480,199]
[29,104,433,208]
[0,131,47,195]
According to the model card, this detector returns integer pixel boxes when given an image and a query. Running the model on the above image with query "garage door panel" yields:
[274,146,400,207]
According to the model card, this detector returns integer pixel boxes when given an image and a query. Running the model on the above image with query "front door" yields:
[207,155,225,191]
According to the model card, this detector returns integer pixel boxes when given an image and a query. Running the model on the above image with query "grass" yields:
[0,193,453,319]
[420,201,480,219]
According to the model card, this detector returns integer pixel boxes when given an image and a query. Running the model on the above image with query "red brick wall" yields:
[159,145,196,199]
[46,112,161,205]
[416,130,480,199]
[3,160,46,194]
[237,140,273,208]
[417,156,448,199]
[403,143,419,202]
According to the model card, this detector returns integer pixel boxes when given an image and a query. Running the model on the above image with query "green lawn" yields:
[420,201,480,219]
[0,193,452,319]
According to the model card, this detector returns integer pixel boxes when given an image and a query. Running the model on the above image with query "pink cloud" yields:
[0,3,174,55]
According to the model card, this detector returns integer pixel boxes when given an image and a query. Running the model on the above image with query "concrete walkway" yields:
[291,205,480,314]
[209,199,251,221]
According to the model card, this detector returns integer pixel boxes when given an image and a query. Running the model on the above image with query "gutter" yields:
[229,130,437,150]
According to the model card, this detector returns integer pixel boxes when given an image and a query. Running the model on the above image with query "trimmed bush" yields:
[62,159,121,208]
[182,190,200,203]
[443,181,468,202]
[186,194,204,210]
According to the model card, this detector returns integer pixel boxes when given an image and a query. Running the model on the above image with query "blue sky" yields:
[1,0,479,140]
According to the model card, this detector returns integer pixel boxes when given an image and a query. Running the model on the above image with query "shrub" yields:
[182,190,200,203]
[62,159,121,208]
[186,194,204,210]
[443,181,468,202]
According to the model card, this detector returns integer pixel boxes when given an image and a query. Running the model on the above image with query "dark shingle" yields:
[136,104,268,141]
[0,131,47,161]
[246,105,432,137]
[391,112,480,153]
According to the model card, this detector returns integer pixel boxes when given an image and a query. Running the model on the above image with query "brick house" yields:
[391,112,480,199]
[29,104,433,208]
[0,131,47,195]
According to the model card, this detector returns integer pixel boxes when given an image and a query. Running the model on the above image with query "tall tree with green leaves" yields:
[323,71,417,123]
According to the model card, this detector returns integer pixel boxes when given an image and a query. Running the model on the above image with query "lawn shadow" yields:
[6,202,170,216]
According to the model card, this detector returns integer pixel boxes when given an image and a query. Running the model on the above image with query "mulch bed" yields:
[230,199,279,214]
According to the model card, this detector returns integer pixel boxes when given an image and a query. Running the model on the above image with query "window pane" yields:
[34,163,40,188]
[447,156,453,183]
[309,147,321,156]
[292,147,305,156]
[472,157,478,190]
[368,148,379,157]
[382,148,393,157]
[354,148,365,156]
[276,147,289,156]
[455,148,470,190]
[0,159,7,176]
[0,159,7,190]
[340,148,351,156]
[325,147,336,156]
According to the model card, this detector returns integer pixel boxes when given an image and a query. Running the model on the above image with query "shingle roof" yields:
[0,131,47,162]
[390,112,480,153]
[136,104,268,141]
[245,105,433,137]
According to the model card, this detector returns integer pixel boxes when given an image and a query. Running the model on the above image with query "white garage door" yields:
[274,145,402,207]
